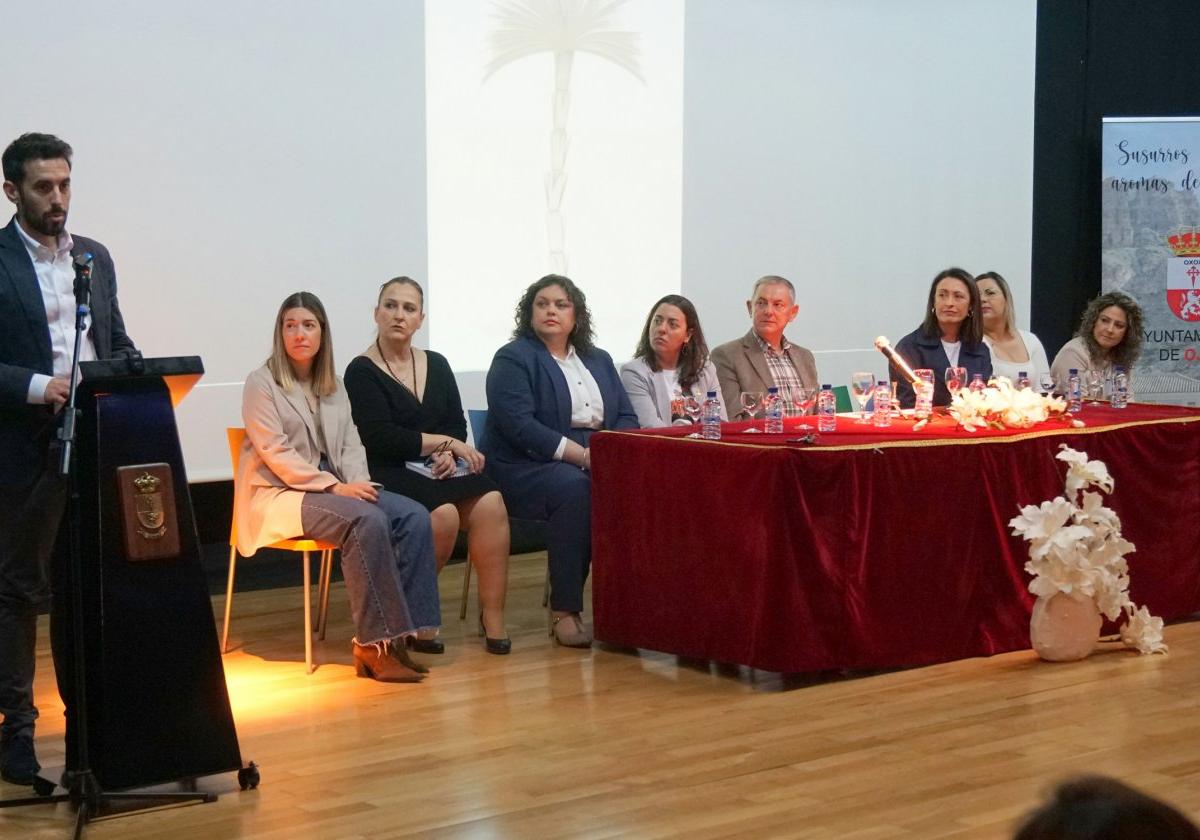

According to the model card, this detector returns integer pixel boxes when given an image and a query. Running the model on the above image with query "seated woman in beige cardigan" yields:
[235,291,440,682]
[1050,291,1144,395]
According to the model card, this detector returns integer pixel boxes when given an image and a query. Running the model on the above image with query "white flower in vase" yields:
[1009,444,1167,657]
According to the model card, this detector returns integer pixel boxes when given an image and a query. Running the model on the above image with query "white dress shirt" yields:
[551,345,604,460]
[14,220,95,403]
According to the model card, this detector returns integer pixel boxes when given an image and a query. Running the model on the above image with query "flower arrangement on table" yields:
[946,376,1076,432]
[1009,444,1167,658]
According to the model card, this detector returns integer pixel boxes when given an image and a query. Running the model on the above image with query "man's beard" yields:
[22,204,67,238]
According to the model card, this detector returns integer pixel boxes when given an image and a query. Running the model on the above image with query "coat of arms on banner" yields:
[1166,228,1200,321]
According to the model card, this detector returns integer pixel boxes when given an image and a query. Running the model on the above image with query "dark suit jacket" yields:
[481,335,638,469]
[892,327,992,408]
[0,218,137,484]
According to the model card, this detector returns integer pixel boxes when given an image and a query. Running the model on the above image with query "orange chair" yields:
[223,427,336,674]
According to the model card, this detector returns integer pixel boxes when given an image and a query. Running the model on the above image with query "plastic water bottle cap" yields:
[767,386,778,394]
[821,384,831,389]
[707,391,717,397]
[1018,371,1027,378]
[1069,369,1078,374]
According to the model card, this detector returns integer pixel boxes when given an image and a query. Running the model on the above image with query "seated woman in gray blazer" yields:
[235,291,440,683]
[620,294,727,427]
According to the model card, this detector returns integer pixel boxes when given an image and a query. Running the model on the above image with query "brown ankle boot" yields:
[352,641,424,683]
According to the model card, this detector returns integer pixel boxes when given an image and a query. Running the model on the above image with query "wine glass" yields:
[944,366,968,398]
[789,386,816,431]
[850,372,876,424]
[738,390,763,429]
[1038,372,1055,397]
[1086,369,1104,404]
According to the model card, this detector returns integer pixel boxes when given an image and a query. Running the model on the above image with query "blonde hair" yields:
[267,291,337,397]
[976,271,1018,336]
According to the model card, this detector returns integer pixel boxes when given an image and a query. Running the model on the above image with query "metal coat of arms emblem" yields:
[133,471,167,540]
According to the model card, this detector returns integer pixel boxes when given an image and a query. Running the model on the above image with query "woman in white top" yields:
[976,271,1050,385]
[620,294,727,427]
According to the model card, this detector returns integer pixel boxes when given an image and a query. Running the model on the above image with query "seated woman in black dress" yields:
[345,277,511,654]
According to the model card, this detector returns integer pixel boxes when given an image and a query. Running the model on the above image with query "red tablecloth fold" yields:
[590,403,1200,672]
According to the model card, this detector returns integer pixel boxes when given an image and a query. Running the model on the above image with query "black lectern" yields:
[60,355,245,790]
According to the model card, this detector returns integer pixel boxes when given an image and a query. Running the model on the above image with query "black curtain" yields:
[1032,0,1200,357]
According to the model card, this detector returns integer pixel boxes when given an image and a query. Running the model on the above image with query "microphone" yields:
[72,252,94,304]
[874,336,920,385]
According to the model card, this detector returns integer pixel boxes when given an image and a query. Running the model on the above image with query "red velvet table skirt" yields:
[590,403,1200,672]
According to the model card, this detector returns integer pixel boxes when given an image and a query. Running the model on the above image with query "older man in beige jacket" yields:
[710,275,819,417]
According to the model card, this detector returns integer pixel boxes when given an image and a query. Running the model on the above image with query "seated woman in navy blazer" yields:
[892,267,993,408]
[482,275,639,648]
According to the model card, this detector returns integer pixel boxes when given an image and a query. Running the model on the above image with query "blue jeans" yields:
[300,490,440,644]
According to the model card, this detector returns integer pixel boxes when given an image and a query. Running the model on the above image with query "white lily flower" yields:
[1057,445,1114,499]
[1010,498,1074,541]
[1120,604,1168,654]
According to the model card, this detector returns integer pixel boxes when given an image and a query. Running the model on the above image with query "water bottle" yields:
[1067,369,1082,413]
[968,373,986,394]
[872,380,892,427]
[1016,371,1031,391]
[1111,366,1128,409]
[913,369,934,419]
[764,386,783,434]
[701,390,722,440]
[817,384,836,432]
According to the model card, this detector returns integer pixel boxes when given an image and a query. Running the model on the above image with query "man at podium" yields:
[0,133,138,786]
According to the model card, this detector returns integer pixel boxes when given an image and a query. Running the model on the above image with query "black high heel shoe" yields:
[405,634,445,655]
[479,613,512,655]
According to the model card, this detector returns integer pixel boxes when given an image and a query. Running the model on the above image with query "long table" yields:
[590,403,1200,672]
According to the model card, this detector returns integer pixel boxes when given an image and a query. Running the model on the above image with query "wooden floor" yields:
[3,551,1199,839]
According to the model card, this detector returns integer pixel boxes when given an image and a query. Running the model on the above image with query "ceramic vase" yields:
[1030,592,1102,661]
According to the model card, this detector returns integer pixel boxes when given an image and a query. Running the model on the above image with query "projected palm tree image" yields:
[485,0,644,274]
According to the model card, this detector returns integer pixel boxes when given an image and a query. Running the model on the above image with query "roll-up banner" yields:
[1102,116,1200,405]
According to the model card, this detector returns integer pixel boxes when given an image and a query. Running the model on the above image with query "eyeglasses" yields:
[424,439,453,467]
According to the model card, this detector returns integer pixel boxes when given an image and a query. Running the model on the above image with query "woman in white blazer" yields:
[235,292,440,683]
[620,294,727,427]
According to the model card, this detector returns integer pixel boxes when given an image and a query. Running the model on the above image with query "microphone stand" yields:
[0,258,215,837]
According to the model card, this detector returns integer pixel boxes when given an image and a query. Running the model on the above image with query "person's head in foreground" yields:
[1014,775,1200,840]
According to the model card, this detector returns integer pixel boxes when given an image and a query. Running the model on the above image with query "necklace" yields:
[376,337,419,397]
